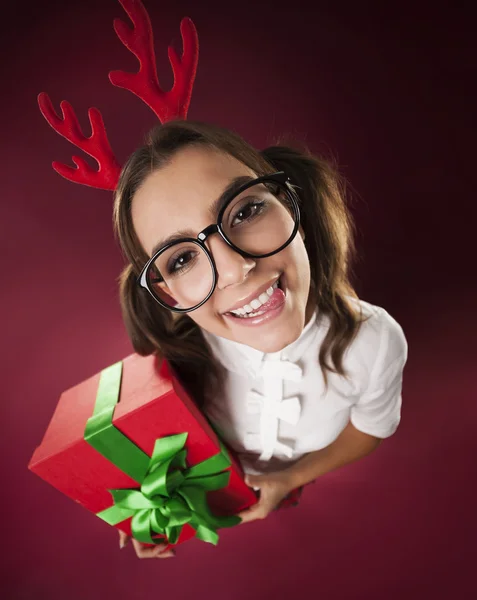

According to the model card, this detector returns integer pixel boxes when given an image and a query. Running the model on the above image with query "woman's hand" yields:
[237,471,295,523]
[118,530,176,558]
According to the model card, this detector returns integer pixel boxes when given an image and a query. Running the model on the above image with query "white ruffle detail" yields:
[245,390,265,415]
[260,360,303,382]
[256,397,300,461]
[246,359,304,462]
[274,440,295,458]
[277,396,301,425]
[246,390,301,421]
[259,438,295,461]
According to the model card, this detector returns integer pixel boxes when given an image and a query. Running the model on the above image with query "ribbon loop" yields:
[89,361,242,547]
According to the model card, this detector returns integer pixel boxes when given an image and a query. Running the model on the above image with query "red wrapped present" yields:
[28,354,258,548]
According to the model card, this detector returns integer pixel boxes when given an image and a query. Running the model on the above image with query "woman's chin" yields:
[237,319,304,354]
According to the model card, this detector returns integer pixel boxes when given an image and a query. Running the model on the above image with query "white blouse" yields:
[201,297,409,475]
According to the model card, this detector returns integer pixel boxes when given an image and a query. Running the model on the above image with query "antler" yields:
[37,93,121,190]
[37,0,199,190]
[109,0,199,123]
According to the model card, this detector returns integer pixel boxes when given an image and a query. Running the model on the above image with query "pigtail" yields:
[117,263,225,407]
[117,263,171,355]
[261,144,369,390]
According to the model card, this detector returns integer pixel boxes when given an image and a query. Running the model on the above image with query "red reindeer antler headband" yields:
[38,0,199,191]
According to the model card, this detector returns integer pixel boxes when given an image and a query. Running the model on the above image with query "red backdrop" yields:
[3,0,476,598]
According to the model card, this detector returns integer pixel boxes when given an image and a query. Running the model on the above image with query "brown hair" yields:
[112,120,369,406]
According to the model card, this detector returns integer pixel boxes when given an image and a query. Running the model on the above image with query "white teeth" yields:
[247,309,266,318]
[229,277,280,316]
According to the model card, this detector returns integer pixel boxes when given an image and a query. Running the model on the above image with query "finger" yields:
[131,537,175,559]
[244,476,261,491]
[237,506,267,523]
[154,548,176,559]
[118,530,130,549]
[237,511,256,523]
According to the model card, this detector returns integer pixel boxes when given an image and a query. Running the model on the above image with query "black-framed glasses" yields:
[137,171,300,313]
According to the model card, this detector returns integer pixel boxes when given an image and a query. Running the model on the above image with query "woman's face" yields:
[131,145,313,353]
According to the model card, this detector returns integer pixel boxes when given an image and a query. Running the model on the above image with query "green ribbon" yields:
[84,361,241,545]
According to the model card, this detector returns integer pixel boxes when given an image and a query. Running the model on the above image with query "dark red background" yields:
[3,0,476,598]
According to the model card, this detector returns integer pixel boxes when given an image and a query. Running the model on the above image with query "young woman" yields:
[113,120,408,558]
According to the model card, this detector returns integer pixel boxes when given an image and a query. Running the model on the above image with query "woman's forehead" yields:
[138,147,255,205]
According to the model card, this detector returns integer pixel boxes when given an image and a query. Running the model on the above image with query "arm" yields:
[284,420,382,490]
[284,309,407,490]
[238,421,382,522]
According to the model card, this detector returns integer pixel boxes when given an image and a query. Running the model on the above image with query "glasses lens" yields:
[146,241,214,310]
[221,181,297,256]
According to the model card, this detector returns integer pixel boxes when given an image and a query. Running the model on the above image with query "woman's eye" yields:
[169,251,194,273]
[231,201,264,226]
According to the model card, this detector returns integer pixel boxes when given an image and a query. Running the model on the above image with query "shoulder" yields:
[337,296,408,392]
[350,297,407,364]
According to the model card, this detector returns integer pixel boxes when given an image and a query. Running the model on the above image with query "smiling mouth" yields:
[223,275,284,319]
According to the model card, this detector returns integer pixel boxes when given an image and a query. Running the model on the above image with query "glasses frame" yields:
[137,171,301,313]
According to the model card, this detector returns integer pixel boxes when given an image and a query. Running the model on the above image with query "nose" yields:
[206,236,256,290]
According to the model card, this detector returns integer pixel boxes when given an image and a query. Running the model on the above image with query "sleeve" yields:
[350,309,409,439]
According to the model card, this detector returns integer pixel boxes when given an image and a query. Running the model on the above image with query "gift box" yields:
[28,353,259,548]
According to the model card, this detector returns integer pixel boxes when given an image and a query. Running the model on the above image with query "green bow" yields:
[84,361,241,546]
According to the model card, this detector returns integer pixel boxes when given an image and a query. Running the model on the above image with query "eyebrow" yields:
[150,175,254,256]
